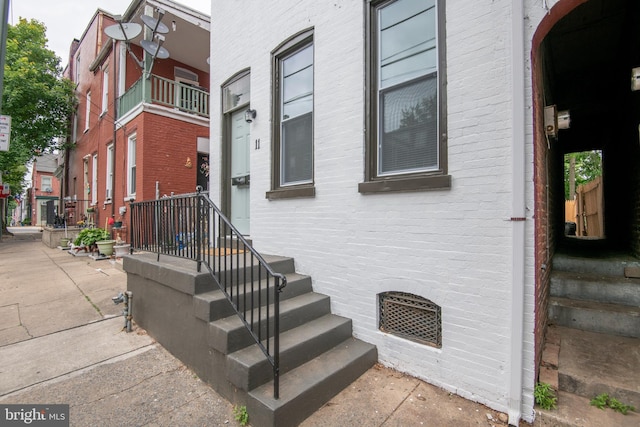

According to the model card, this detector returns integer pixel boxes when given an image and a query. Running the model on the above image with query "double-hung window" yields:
[101,67,109,115]
[127,134,137,197]
[106,143,114,200]
[360,0,450,193]
[267,29,315,200]
[85,91,91,132]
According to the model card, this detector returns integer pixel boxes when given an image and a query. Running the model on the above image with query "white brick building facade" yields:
[209,0,562,423]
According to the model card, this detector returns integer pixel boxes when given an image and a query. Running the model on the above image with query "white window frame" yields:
[127,134,137,198]
[101,67,109,115]
[85,91,91,132]
[105,143,114,201]
[41,176,52,192]
[75,54,81,83]
[91,153,98,205]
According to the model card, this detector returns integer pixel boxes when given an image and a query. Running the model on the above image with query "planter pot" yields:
[114,244,131,258]
[96,240,116,256]
[59,238,70,248]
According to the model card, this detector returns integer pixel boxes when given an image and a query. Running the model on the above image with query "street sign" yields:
[0,183,9,198]
[0,115,11,151]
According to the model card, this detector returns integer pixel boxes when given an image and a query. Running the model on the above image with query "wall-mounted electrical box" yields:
[544,105,557,137]
[632,67,640,91]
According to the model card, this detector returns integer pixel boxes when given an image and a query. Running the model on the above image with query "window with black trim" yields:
[267,29,315,200]
[360,0,450,194]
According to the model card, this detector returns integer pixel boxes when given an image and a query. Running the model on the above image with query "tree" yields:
[564,150,602,200]
[0,18,75,231]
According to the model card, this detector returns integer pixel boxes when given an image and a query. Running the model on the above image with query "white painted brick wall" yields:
[209,0,557,421]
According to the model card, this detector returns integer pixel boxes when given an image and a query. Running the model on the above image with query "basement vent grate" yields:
[378,292,442,348]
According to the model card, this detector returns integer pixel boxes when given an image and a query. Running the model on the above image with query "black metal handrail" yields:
[129,188,287,399]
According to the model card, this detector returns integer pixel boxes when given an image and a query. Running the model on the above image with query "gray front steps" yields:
[204,254,377,426]
[227,313,354,391]
[551,326,640,413]
[551,271,640,306]
[248,337,378,427]
[549,297,640,338]
[208,292,331,354]
[194,272,313,322]
[550,253,640,338]
[553,252,640,276]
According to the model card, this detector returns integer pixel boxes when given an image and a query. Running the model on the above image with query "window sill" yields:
[124,195,136,203]
[266,185,315,200]
[358,174,451,194]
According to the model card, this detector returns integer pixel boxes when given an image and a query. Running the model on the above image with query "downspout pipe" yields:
[111,38,117,218]
[509,0,526,426]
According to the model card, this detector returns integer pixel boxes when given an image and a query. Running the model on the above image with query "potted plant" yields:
[96,238,116,256]
[74,227,110,253]
[113,233,131,258]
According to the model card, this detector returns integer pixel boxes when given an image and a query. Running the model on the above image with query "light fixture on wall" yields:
[245,108,256,123]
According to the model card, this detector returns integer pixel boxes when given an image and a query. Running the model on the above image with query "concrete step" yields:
[212,255,296,284]
[193,273,313,322]
[247,338,378,427]
[553,253,640,276]
[549,297,640,338]
[553,326,640,411]
[226,314,354,391]
[207,292,331,354]
[551,271,640,306]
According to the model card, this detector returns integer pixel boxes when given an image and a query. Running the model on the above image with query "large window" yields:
[360,0,449,193]
[267,29,315,200]
[127,134,137,197]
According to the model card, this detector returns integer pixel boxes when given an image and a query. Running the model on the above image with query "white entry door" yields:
[230,110,250,235]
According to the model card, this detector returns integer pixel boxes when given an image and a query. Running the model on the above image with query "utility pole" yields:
[0,0,10,242]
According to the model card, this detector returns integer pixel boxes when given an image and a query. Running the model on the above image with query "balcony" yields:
[118,74,209,120]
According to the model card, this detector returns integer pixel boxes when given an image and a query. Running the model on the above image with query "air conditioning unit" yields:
[45,187,53,193]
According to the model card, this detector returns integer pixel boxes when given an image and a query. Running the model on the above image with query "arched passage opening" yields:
[534,0,640,256]
[531,0,640,408]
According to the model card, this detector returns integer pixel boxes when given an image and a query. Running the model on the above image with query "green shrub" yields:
[74,228,110,246]
[233,405,249,426]
[590,393,635,415]
[534,382,557,410]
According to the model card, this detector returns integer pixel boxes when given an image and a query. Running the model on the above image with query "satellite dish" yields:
[141,40,170,59]
[104,22,142,41]
[141,14,169,34]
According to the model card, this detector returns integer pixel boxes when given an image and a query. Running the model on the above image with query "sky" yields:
[10,0,211,67]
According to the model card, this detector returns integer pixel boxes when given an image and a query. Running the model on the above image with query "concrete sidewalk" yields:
[1,232,633,426]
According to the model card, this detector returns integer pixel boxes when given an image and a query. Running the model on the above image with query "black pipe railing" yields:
[129,188,287,398]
